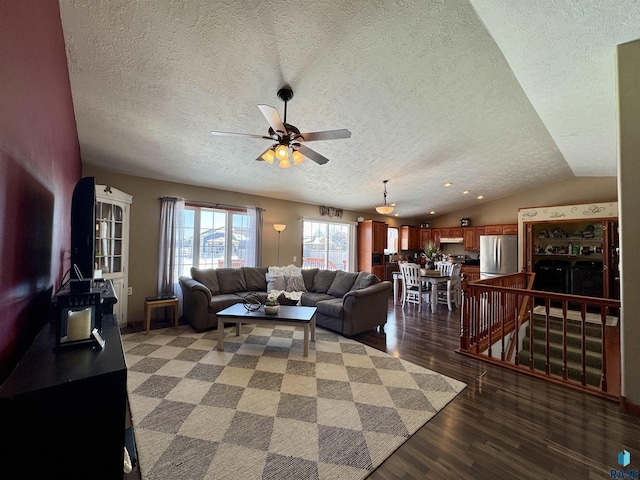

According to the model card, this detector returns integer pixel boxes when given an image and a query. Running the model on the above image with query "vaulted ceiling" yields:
[59,1,640,218]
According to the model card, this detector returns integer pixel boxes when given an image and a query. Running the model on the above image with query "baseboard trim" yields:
[620,396,640,416]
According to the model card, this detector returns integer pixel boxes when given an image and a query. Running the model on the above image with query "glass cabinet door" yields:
[95,202,124,274]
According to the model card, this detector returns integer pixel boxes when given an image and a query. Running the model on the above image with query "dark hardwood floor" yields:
[123,299,640,479]
[357,300,640,479]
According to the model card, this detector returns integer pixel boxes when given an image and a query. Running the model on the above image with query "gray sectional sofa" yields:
[178,267,392,336]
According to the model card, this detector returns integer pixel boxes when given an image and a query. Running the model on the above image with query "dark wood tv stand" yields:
[0,314,127,479]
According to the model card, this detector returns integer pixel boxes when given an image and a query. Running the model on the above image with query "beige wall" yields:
[423,176,617,228]
[82,165,404,323]
[617,40,640,405]
[85,164,618,327]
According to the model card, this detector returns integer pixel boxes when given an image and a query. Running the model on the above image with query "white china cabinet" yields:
[95,185,132,326]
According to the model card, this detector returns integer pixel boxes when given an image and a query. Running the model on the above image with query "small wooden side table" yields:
[144,296,179,334]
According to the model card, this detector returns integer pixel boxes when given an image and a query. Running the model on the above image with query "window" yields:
[385,227,399,254]
[302,220,354,271]
[181,205,255,275]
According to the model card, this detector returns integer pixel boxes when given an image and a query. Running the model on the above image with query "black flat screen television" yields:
[70,177,96,283]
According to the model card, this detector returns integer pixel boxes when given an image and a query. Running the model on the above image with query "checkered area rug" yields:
[123,323,466,480]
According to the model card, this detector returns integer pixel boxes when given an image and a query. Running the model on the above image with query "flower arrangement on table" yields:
[423,241,443,268]
[264,295,280,314]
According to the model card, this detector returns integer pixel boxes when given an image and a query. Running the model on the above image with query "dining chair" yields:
[399,262,427,311]
[435,262,462,310]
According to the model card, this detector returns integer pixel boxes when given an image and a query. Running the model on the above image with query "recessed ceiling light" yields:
[391,203,396,207]
[430,211,436,215]
[463,190,470,194]
[444,182,452,187]
[477,195,484,199]
[394,213,399,216]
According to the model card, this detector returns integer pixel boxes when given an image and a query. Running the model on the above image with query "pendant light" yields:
[375,180,394,215]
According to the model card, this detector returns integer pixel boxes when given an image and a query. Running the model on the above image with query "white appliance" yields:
[480,235,518,279]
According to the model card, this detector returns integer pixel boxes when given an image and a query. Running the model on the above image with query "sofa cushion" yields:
[243,267,268,291]
[315,298,344,320]
[191,267,220,295]
[208,294,245,312]
[216,268,247,294]
[300,292,334,306]
[311,270,337,293]
[286,274,307,292]
[327,271,358,297]
[351,272,380,290]
[302,268,318,291]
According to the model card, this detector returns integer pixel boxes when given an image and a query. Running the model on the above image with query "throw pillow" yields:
[327,271,359,297]
[268,264,301,277]
[266,273,287,292]
[276,293,299,306]
[286,274,307,292]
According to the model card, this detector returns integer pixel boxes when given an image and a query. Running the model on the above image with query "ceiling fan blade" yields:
[257,104,287,135]
[297,144,330,165]
[211,131,272,140]
[298,129,351,142]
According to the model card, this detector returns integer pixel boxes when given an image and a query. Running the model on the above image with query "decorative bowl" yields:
[264,305,279,315]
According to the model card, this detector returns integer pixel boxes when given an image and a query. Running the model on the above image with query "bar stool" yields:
[144,296,179,334]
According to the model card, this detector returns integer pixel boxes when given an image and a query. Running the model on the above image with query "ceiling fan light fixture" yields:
[279,156,291,168]
[292,150,305,165]
[276,144,288,158]
[375,180,395,215]
[261,148,276,164]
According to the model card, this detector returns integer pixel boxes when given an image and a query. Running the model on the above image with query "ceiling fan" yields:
[211,86,351,167]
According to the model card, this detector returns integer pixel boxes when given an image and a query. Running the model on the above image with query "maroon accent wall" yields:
[0,1,81,382]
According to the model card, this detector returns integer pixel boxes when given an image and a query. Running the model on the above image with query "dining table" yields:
[392,269,451,313]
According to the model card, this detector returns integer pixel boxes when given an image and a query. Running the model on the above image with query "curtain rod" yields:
[159,197,264,212]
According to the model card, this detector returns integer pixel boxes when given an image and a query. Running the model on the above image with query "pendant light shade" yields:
[375,180,394,215]
[261,148,276,164]
[292,149,305,165]
[275,144,288,159]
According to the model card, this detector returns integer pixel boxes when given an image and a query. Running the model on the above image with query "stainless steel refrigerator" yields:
[480,235,518,279]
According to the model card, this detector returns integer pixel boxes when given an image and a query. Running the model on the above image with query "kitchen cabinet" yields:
[524,219,619,299]
[420,228,432,248]
[484,225,503,235]
[431,228,443,249]
[502,224,518,235]
[461,265,480,282]
[400,226,421,250]
[463,228,475,251]
[474,227,485,251]
[483,224,517,235]
[357,220,388,278]
[463,227,484,252]
[449,227,464,237]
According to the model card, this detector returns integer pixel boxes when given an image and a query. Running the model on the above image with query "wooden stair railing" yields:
[459,276,621,399]
[505,272,536,362]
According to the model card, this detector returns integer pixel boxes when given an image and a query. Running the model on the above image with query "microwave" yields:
[372,254,383,265]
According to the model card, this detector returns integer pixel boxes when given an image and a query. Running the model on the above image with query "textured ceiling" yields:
[58,1,639,218]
